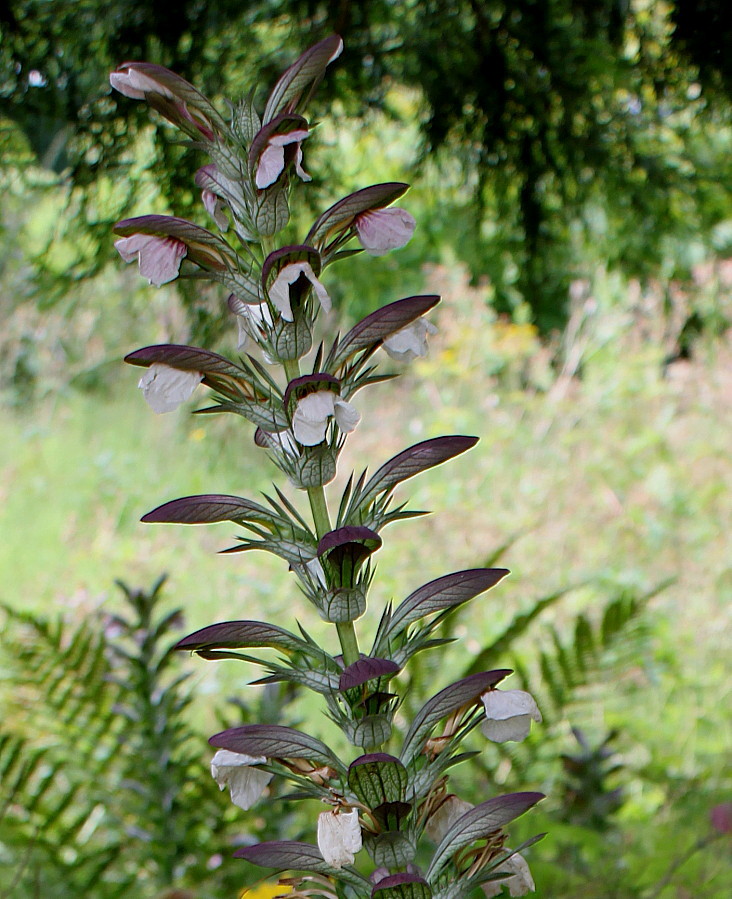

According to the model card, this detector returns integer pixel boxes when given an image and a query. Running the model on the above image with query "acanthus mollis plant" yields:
[111,36,546,899]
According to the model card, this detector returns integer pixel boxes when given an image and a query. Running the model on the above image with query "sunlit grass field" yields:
[2,275,730,895]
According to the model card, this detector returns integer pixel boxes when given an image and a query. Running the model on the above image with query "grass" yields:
[1,267,731,896]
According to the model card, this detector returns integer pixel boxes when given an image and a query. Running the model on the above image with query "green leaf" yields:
[329,295,439,369]
[353,437,479,513]
[209,724,342,770]
[141,494,275,525]
[306,182,409,247]
[173,620,308,654]
[234,840,369,891]
[426,793,544,880]
[263,35,344,123]
[377,569,509,653]
[400,670,511,766]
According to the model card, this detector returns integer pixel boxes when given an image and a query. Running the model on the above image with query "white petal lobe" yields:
[317,809,362,868]
[210,749,273,811]
[138,364,203,414]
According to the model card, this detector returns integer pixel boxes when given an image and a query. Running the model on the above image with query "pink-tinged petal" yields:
[137,364,203,414]
[383,319,438,362]
[114,234,187,286]
[356,207,416,256]
[201,189,229,231]
[333,398,360,434]
[269,129,310,147]
[268,261,329,319]
[109,68,166,99]
[201,189,217,218]
[256,144,286,189]
[294,143,312,183]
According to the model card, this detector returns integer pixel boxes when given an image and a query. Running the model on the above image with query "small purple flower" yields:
[711,801,732,834]
[256,128,311,189]
[114,234,187,286]
[355,207,416,256]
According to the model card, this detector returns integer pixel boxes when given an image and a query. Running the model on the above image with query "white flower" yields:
[291,390,360,446]
[268,261,331,321]
[383,319,438,362]
[109,66,173,100]
[137,364,203,414]
[425,795,474,843]
[234,301,274,350]
[481,689,542,743]
[114,234,187,286]
[355,207,416,256]
[256,129,311,189]
[210,749,274,811]
[317,809,362,868]
[482,851,536,897]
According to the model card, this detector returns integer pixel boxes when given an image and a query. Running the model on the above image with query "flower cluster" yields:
[112,37,544,899]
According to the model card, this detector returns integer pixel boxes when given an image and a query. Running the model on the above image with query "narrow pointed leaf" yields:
[306,182,409,247]
[358,437,479,508]
[400,671,512,766]
[125,345,248,379]
[235,840,368,888]
[426,793,545,880]
[209,724,341,769]
[378,569,509,650]
[141,494,274,525]
[331,295,440,368]
[263,35,343,123]
[174,620,306,653]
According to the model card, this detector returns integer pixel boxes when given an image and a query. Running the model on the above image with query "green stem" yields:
[282,356,360,665]
[308,484,361,667]
[283,358,300,383]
